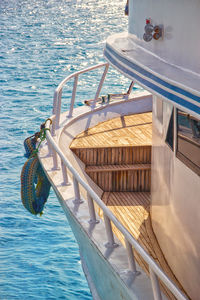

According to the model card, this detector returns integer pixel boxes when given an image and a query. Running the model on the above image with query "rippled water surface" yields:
[0,1,131,299]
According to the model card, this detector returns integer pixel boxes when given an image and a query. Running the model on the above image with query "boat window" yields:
[165,109,174,150]
[177,110,200,176]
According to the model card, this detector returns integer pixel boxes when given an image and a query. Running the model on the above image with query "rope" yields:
[30,127,50,158]
[21,119,52,215]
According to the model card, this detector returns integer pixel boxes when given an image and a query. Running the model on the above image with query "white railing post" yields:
[53,90,58,114]
[61,161,70,186]
[73,175,83,204]
[87,193,99,224]
[51,115,56,136]
[55,89,63,129]
[125,239,139,274]
[103,213,118,248]
[92,63,109,109]
[52,149,59,170]
[68,75,78,118]
[149,267,163,300]
[46,136,53,157]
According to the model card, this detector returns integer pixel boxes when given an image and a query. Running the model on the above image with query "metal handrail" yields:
[52,63,109,133]
[45,123,188,300]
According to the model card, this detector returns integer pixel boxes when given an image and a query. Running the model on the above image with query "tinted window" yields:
[177,110,200,175]
[166,109,174,150]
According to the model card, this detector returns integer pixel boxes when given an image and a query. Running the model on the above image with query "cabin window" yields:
[165,109,174,150]
[176,110,200,176]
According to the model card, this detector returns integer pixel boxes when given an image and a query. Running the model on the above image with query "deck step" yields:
[72,145,151,166]
[86,166,151,192]
[86,163,151,172]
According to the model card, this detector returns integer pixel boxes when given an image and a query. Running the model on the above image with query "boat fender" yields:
[21,156,51,215]
[21,120,52,215]
[24,132,40,158]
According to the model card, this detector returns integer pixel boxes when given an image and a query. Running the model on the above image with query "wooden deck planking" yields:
[87,169,151,192]
[70,112,152,149]
[85,164,151,172]
[72,146,152,166]
[69,111,187,299]
[99,192,184,300]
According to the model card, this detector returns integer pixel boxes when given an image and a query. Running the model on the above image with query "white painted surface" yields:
[129,0,200,74]
[151,98,200,300]
[105,32,200,100]
[39,94,188,300]
[103,2,200,298]
[38,95,160,299]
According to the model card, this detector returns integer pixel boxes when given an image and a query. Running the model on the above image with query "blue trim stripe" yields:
[104,49,200,115]
[106,44,200,105]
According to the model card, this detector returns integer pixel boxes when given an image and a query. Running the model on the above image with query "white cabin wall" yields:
[128,0,200,73]
[151,97,200,300]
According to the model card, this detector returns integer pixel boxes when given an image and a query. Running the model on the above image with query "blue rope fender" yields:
[24,132,40,158]
[21,156,51,215]
[21,122,52,215]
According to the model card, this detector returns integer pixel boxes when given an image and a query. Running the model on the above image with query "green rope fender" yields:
[21,120,52,215]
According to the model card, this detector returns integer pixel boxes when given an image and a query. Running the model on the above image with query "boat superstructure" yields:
[38,1,200,299]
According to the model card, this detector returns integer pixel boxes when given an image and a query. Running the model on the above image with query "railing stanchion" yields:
[61,161,70,186]
[55,90,63,129]
[92,63,109,109]
[53,90,58,114]
[73,175,83,204]
[52,149,59,170]
[87,193,99,224]
[51,115,56,136]
[149,267,163,300]
[103,213,118,248]
[125,239,139,274]
[46,136,52,157]
[68,75,78,118]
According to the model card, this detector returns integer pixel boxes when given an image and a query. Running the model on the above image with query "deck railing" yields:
[45,123,188,300]
[44,65,188,300]
[51,62,109,135]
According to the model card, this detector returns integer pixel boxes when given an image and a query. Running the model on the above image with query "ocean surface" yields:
[0,1,134,299]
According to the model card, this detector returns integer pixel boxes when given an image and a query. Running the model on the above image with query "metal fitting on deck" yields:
[143,19,163,42]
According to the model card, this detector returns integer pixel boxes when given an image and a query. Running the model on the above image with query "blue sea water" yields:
[0,1,132,299]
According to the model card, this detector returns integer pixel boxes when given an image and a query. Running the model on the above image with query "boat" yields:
[26,1,200,299]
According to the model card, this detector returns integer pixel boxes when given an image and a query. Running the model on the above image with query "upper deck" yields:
[104,0,200,118]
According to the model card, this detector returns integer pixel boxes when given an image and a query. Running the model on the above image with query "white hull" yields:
[39,94,158,300]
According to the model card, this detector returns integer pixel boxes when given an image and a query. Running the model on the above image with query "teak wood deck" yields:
[70,112,186,299]
[70,112,152,149]
[99,192,183,300]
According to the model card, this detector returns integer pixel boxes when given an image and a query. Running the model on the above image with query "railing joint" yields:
[73,176,83,204]
[61,182,71,187]
[73,198,84,204]
[104,242,119,249]
[88,219,100,225]
[123,270,141,277]
[51,166,60,171]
